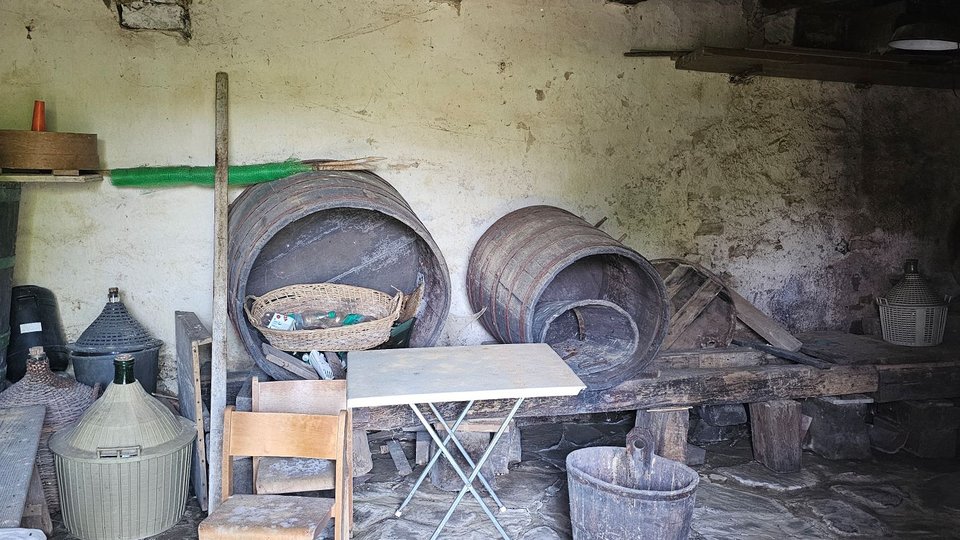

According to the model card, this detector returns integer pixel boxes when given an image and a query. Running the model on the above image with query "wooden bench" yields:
[0,405,51,535]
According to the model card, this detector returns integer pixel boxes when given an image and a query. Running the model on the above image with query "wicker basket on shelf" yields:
[244,283,403,351]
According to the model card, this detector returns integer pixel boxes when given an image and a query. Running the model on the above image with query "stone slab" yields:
[715,461,820,492]
[697,404,748,426]
[808,499,886,537]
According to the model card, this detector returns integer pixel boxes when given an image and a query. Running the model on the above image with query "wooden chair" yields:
[198,406,350,540]
[251,378,354,530]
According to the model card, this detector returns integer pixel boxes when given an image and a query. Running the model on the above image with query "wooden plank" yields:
[799,331,957,366]
[662,264,698,299]
[727,288,802,351]
[664,280,724,348]
[176,311,212,512]
[0,173,101,183]
[733,339,833,369]
[261,344,320,380]
[749,400,802,473]
[653,347,784,369]
[873,362,960,403]
[0,405,45,528]
[19,466,51,534]
[415,430,430,466]
[208,71,229,513]
[353,364,877,431]
[675,47,960,90]
[386,439,412,476]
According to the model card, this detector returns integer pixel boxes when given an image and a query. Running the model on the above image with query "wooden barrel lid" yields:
[0,130,99,171]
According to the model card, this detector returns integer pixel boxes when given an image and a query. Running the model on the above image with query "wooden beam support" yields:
[675,47,960,90]
[873,361,960,403]
[353,363,876,431]
[207,71,229,513]
[749,400,802,473]
[635,408,690,462]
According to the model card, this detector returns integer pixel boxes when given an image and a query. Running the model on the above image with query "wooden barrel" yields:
[466,205,668,389]
[0,183,21,381]
[228,171,450,372]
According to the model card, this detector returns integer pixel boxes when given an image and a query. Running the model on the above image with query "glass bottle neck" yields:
[113,359,136,385]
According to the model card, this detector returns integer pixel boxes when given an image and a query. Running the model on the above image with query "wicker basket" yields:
[877,260,951,347]
[245,283,403,351]
[0,350,98,513]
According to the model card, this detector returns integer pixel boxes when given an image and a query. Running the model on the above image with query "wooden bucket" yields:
[0,183,21,381]
[228,171,450,369]
[566,430,699,540]
[466,205,668,389]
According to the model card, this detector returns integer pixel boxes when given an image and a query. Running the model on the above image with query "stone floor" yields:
[50,413,960,539]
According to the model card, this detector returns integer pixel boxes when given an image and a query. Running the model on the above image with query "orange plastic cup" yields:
[31,100,45,131]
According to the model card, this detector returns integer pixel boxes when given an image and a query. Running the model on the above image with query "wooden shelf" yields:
[669,47,960,89]
[354,332,960,430]
[0,173,102,184]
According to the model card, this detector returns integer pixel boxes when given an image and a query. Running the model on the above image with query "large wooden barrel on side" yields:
[466,205,668,390]
[228,171,451,372]
[0,183,21,382]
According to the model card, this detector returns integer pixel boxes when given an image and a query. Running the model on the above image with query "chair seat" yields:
[198,494,334,540]
[257,457,336,494]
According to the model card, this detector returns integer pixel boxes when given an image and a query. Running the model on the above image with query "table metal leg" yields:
[409,404,508,538]
[430,398,524,540]
[395,400,476,517]
[429,402,507,512]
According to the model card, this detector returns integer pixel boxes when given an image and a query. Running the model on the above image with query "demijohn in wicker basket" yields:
[245,283,403,351]
[0,346,98,512]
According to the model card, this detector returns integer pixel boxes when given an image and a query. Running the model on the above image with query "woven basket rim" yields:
[244,282,402,351]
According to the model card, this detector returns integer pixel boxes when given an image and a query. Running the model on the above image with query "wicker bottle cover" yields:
[0,346,97,512]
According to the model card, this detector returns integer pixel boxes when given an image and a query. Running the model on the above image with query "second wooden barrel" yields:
[467,205,668,389]
[228,171,451,370]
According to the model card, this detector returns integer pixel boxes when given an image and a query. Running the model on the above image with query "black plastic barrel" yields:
[7,285,69,381]
[467,205,668,390]
[228,171,451,373]
[0,183,20,382]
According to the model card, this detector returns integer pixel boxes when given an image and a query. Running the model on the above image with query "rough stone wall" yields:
[0,0,956,393]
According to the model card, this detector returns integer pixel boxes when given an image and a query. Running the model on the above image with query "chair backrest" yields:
[220,406,348,501]
[252,378,347,415]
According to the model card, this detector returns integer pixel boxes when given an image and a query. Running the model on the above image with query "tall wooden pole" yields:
[208,71,229,512]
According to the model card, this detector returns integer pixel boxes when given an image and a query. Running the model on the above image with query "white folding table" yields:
[347,343,586,540]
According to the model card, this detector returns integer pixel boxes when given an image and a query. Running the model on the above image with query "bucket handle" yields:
[625,427,654,472]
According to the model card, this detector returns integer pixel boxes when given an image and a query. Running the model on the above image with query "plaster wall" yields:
[1,0,957,392]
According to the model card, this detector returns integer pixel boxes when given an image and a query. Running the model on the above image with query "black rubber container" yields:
[7,285,70,381]
[70,288,163,393]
